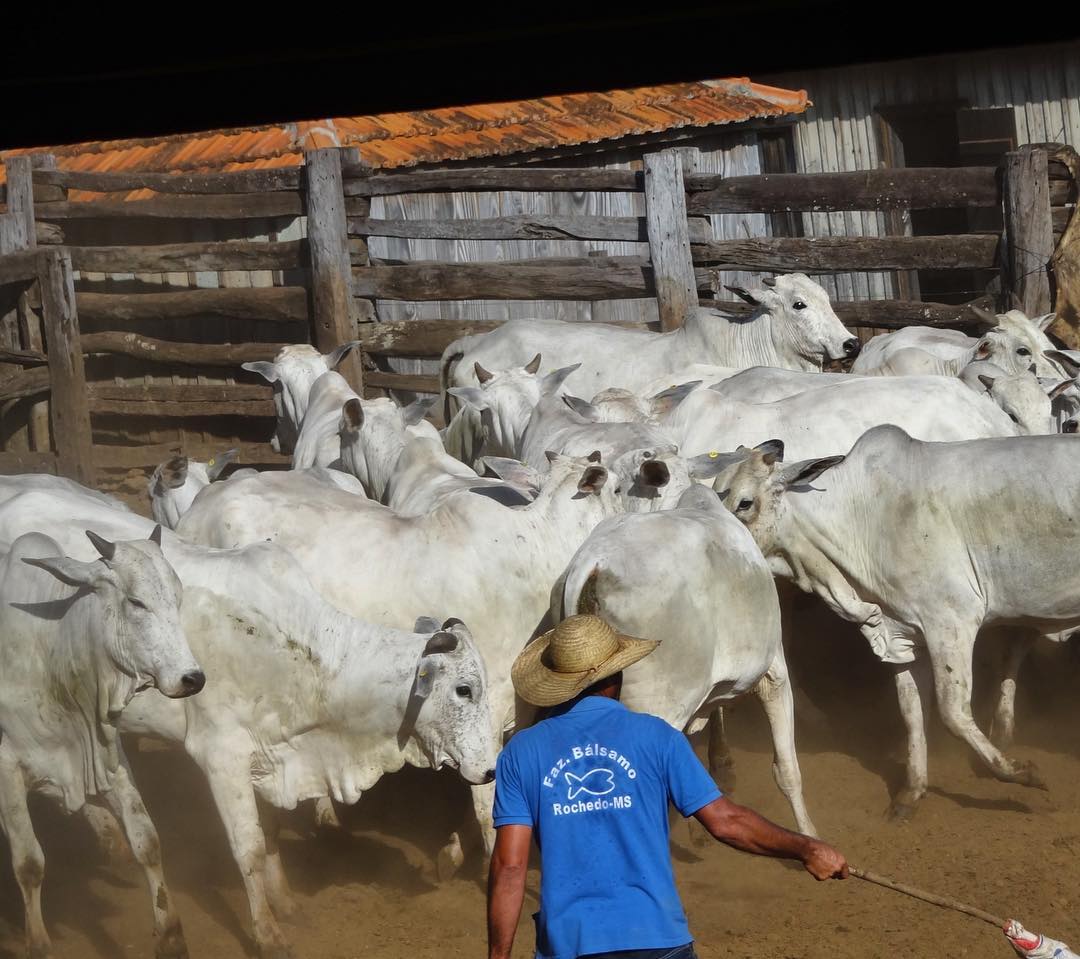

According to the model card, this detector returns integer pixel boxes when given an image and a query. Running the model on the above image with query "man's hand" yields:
[802,839,848,881]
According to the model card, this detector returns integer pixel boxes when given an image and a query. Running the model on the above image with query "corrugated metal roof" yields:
[1,78,807,199]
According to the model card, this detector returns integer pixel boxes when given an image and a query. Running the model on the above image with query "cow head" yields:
[23,528,204,700]
[971,368,1070,435]
[242,342,360,454]
[448,357,581,458]
[727,273,858,368]
[148,449,238,529]
[409,618,497,785]
[584,381,702,424]
[970,328,1040,376]
[970,308,1062,378]
[712,440,843,555]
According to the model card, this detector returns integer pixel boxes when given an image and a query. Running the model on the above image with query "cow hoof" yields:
[27,940,53,959]
[272,896,300,923]
[258,943,295,959]
[155,925,189,959]
[1014,761,1049,791]
[886,797,918,823]
[313,797,342,831]
[436,831,465,882]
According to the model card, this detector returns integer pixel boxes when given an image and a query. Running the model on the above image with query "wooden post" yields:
[38,249,94,485]
[1002,146,1054,316]
[303,147,363,392]
[5,157,36,250]
[20,155,55,453]
[644,149,697,331]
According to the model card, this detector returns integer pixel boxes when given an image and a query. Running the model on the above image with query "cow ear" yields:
[152,455,188,495]
[478,456,541,491]
[1048,378,1077,400]
[424,631,459,656]
[441,617,465,631]
[206,448,239,481]
[340,398,364,433]
[723,285,760,306]
[524,353,542,375]
[779,455,845,489]
[754,439,785,464]
[969,304,1000,328]
[1035,312,1056,331]
[22,555,112,590]
[403,396,437,426]
[447,386,489,412]
[639,458,670,488]
[649,381,701,415]
[578,464,608,494]
[414,616,441,634]
[687,450,747,479]
[540,364,580,395]
[1045,350,1080,378]
[977,373,996,392]
[563,395,598,420]
[149,525,163,547]
[324,340,360,371]
[241,361,279,383]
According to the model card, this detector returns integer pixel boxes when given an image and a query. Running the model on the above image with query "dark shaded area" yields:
[2,5,1073,149]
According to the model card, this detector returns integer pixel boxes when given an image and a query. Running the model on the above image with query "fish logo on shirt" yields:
[564,768,616,800]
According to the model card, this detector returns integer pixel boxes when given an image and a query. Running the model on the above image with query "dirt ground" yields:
[2,607,1079,959]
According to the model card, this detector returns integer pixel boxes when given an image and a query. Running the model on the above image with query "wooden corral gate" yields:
[0,144,1075,495]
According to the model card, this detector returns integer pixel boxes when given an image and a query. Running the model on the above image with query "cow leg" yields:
[80,801,134,866]
[754,650,817,837]
[310,797,341,831]
[990,634,1036,750]
[101,760,188,959]
[706,709,737,794]
[439,780,496,882]
[0,748,50,959]
[928,627,1047,790]
[257,800,297,921]
[203,756,293,959]
[889,656,933,821]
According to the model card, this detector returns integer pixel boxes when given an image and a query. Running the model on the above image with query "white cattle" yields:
[852,307,1063,378]
[0,526,202,959]
[958,362,1077,435]
[441,273,860,405]
[579,381,704,424]
[444,357,579,468]
[860,329,1043,378]
[666,375,1018,462]
[175,454,624,858]
[241,341,360,454]
[0,481,498,958]
[556,485,816,835]
[149,448,238,528]
[711,426,1080,818]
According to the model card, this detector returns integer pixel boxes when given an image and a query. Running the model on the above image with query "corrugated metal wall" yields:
[760,40,1080,301]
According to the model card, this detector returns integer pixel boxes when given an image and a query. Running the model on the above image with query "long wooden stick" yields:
[850,866,1008,929]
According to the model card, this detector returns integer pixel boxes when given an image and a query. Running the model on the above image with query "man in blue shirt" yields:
[489,614,848,959]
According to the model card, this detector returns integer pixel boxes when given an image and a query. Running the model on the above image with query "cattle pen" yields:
[0,144,1076,498]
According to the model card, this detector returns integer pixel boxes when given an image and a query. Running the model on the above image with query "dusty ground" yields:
[1,610,1078,959]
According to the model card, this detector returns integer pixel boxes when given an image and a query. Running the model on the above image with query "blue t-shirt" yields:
[492,696,722,959]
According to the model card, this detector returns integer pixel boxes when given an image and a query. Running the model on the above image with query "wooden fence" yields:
[0,142,1074,488]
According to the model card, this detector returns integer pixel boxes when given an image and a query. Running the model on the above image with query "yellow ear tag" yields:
[207,458,215,466]
[708,451,719,459]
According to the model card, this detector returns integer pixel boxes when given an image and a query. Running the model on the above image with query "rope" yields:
[850,866,1008,929]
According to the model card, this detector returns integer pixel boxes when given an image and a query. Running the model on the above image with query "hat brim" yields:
[511,626,660,707]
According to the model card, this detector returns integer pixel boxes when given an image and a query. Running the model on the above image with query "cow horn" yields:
[86,530,116,561]
[149,525,163,547]
[761,276,777,288]
[969,304,999,326]
[524,353,542,375]
[724,285,760,306]
[587,450,602,463]
[474,362,494,384]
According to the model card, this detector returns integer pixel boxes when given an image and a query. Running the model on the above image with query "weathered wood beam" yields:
[69,240,306,273]
[348,214,707,243]
[342,166,643,196]
[0,450,57,474]
[32,167,302,194]
[0,249,42,287]
[79,333,284,366]
[1002,147,1054,316]
[88,383,276,418]
[94,441,289,470]
[644,148,697,331]
[362,370,441,394]
[75,287,309,324]
[35,193,302,220]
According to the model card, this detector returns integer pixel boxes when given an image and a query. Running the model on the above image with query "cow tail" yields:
[439,337,469,424]
[562,562,604,621]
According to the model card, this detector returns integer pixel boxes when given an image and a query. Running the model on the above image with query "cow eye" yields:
[128,597,148,610]
[455,684,472,700]
[1018,348,1031,357]
[1008,412,1020,424]
[736,498,754,512]
[792,300,807,311]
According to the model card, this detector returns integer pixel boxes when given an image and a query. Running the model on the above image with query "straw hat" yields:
[511,614,660,707]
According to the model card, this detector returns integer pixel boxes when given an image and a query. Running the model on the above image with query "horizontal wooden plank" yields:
[0,450,58,475]
[88,383,275,417]
[35,221,63,245]
[70,240,306,273]
[0,366,50,401]
[75,287,309,324]
[94,441,289,470]
[0,346,46,365]
[1050,180,1074,205]
[0,248,41,287]
[685,167,1000,213]
[359,317,657,357]
[33,167,301,194]
[699,295,990,328]
[363,370,441,394]
[348,214,708,243]
[691,235,1000,272]
[35,193,302,220]
[1053,206,1074,232]
[353,255,654,301]
[343,166,643,196]
[80,333,284,366]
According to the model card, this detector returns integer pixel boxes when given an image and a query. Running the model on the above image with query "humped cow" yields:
[440,273,859,413]
[0,480,499,959]
[0,525,202,959]
[555,485,816,836]
[710,426,1080,818]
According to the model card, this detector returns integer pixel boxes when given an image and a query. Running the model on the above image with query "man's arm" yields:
[693,796,848,881]
[488,824,533,959]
